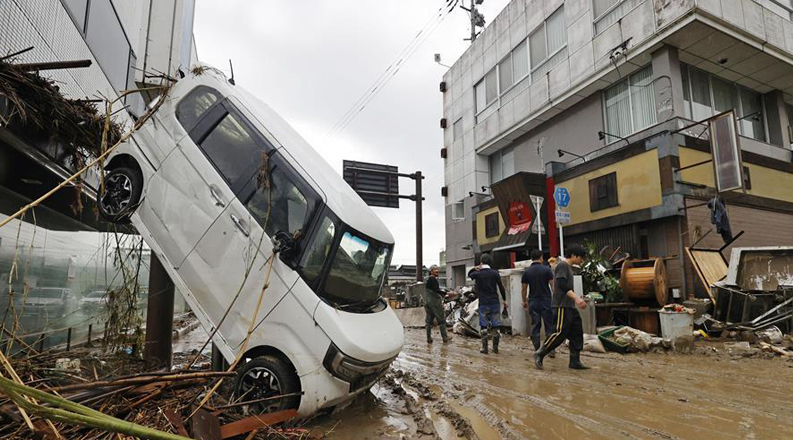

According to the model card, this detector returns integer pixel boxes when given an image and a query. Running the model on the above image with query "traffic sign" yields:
[530,194,544,206]
[555,209,571,225]
[554,187,570,208]
[531,219,545,234]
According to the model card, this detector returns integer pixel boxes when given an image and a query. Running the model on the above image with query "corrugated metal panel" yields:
[567,224,640,257]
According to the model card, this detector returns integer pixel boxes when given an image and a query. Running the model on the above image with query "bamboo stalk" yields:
[0,376,190,440]
[0,350,35,431]
[49,370,235,393]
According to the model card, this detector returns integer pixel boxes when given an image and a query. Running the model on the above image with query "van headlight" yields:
[322,343,394,392]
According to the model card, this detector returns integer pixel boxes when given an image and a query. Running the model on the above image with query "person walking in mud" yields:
[534,244,589,370]
[424,265,450,344]
[468,253,507,354]
[521,249,556,357]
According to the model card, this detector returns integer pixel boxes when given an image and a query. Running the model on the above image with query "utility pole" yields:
[461,0,485,42]
[415,171,423,282]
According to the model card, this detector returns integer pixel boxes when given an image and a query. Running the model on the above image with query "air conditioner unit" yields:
[441,186,448,197]
[440,118,447,129]
[439,81,447,93]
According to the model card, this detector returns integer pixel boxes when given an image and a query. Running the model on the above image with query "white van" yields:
[98,65,404,415]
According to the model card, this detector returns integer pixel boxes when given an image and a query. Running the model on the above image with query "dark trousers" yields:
[529,300,554,349]
[542,306,584,353]
[425,300,448,340]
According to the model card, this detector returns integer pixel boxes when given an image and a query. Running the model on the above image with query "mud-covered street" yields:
[307,328,793,440]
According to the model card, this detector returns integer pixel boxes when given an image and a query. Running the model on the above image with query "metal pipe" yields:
[66,328,72,352]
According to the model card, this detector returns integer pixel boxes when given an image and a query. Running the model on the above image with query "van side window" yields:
[175,86,221,133]
[246,158,314,240]
[300,216,336,284]
[199,113,264,190]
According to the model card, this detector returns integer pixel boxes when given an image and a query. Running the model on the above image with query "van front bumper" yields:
[322,343,395,393]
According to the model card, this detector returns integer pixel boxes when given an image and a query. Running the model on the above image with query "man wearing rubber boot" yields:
[521,249,555,357]
[534,245,590,370]
[468,253,507,354]
[424,265,450,344]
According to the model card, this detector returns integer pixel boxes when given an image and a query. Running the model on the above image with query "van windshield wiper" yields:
[335,298,379,311]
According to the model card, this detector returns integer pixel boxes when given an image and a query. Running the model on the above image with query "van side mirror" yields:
[273,230,298,269]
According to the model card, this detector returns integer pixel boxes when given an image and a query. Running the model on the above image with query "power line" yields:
[327,0,459,139]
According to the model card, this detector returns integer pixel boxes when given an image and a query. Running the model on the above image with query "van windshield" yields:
[323,231,392,307]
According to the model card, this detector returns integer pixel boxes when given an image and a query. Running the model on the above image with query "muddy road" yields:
[308,328,793,440]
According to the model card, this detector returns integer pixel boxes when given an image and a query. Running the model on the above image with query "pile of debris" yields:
[0,55,123,165]
[0,346,313,439]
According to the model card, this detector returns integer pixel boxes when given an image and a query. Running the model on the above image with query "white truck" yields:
[97,65,404,415]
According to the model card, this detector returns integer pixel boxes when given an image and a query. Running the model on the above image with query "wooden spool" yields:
[620,258,668,306]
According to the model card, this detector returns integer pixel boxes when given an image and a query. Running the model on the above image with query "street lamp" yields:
[598,130,630,146]
[557,149,586,162]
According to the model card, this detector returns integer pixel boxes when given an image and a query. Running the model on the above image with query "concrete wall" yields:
[511,93,605,173]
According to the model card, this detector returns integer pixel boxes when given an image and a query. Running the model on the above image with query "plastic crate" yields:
[598,326,629,354]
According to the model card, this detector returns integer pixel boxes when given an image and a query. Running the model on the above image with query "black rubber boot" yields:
[534,345,547,370]
[492,333,500,354]
[569,351,590,370]
[480,335,489,354]
[426,325,433,344]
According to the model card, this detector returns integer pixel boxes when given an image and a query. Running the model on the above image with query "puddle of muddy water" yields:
[449,401,502,440]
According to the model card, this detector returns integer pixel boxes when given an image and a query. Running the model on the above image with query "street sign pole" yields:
[553,187,571,258]
[559,221,564,258]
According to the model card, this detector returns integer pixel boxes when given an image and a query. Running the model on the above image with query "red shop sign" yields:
[507,201,532,235]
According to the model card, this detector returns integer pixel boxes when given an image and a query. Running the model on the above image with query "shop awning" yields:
[488,172,548,252]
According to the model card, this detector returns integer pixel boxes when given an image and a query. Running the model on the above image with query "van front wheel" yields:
[99,167,142,224]
[233,355,300,413]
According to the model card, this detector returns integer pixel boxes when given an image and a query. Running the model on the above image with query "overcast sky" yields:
[193,0,509,266]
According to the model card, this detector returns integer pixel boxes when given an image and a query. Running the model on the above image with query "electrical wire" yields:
[327,0,459,139]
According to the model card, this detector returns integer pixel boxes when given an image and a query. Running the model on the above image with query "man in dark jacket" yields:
[521,249,555,353]
[424,265,450,344]
[534,244,589,370]
[468,253,507,354]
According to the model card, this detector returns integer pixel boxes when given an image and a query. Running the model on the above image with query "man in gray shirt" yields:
[534,244,589,370]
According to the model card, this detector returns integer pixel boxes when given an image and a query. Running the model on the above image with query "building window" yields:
[603,65,656,139]
[452,201,465,220]
[489,146,515,184]
[453,118,463,140]
[681,64,767,142]
[529,6,567,81]
[589,172,618,211]
[475,67,498,114]
[485,213,500,238]
[593,0,644,35]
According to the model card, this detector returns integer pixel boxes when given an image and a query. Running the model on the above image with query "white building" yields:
[442,0,793,289]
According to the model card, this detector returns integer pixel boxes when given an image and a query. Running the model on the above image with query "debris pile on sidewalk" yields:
[0,347,311,439]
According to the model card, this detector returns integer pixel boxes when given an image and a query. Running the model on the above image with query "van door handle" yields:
[230,214,249,237]
[209,185,225,207]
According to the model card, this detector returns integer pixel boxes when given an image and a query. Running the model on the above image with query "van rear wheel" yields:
[233,356,300,413]
[99,167,142,224]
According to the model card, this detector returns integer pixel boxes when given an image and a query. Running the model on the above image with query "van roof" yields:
[186,66,394,245]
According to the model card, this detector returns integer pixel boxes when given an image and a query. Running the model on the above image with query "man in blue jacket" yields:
[521,249,555,355]
[468,253,507,354]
